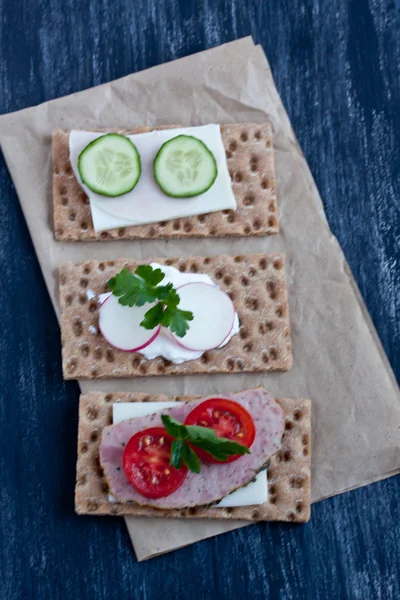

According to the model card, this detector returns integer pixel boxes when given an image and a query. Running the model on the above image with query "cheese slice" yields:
[112,402,267,507]
[69,125,237,232]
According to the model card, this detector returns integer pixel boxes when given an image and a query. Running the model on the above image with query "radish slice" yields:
[99,294,161,352]
[172,283,235,351]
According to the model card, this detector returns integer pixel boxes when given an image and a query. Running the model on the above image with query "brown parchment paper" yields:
[0,37,399,562]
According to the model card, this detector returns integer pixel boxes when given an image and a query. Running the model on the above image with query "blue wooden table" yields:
[1,1,399,598]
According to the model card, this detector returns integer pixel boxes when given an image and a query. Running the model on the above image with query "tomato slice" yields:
[122,427,188,499]
[184,398,256,463]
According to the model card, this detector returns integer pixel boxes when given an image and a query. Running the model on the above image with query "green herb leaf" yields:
[162,415,250,473]
[140,303,165,330]
[108,266,173,307]
[108,265,193,336]
[170,439,184,469]
[180,442,201,473]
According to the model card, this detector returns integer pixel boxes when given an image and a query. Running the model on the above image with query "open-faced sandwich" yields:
[52,123,278,241]
[75,387,311,522]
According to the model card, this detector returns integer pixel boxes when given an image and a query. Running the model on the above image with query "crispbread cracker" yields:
[75,390,311,522]
[52,123,278,241]
[59,254,292,379]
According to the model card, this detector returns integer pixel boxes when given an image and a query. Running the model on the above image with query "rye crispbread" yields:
[59,254,292,379]
[52,123,278,241]
[75,390,311,522]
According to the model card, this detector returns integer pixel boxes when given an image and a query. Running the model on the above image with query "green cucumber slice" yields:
[153,135,218,198]
[78,134,141,197]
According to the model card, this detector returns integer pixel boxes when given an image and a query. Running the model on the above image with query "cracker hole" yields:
[240,131,248,142]
[80,442,88,453]
[241,276,249,287]
[254,130,261,141]
[200,352,209,364]
[81,344,90,357]
[65,164,72,175]
[243,194,254,206]
[148,226,156,237]
[223,275,232,285]
[132,357,140,369]
[253,219,262,230]
[293,410,302,421]
[61,197,68,206]
[229,140,237,152]
[303,447,309,456]
[248,267,257,277]
[67,359,77,373]
[183,221,192,233]
[73,318,83,337]
[273,258,283,270]
[226,151,232,160]
[179,263,187,272]
[233,172,242,183]
[287,512,296,522]
[173,220,181,231]
[139,362,147,374]
[269,346,278,360]
[106,350,114,363]
[90,430,99,442]
[77,474,87,486]
[239,328,248,340]
[302,434,309,446]
[189,264,198,273]
[259,258,267,270]
[275,306,284,318]
[94,348,103,360]
[68,212,76,222]
[87,406,98,420]
[269,201,276,212]
[290,476,305,489]
[225,507,234,514]
[88,300,98,313]
[80,278,89,289]
[234,255,243,263]
[104,394,113,403]
[267,281,277,300]
[215,270,223,280]
[100,232,109,240]
[101,482,110,494]
[243,225,251,235]
[56,228,64,237]
[252,510,260,519]
[243,343,252,353]
[159,221,167,227]
[209,228,216,235]
[203,257,211,265]
[269,484,277,495]
[268,216,277,228]
[236,358,245,370]
[226,358,235,371]
[65,294,73,306]
[269,497,276,505]
[261,178,270,190]
[245,297,258,310]
[91,367,99,378]
[197,215,206,224]
[296,502,304,514]
[283,451,291,462]
[78,294,86,305]
[98,262,105,271]
[285,420,293,431]
[266,139,272,148]
[165,259,172,266]
[262,352,269,364]
[118,228,126,237]
[250,157,258,172]
[81,221,89,230]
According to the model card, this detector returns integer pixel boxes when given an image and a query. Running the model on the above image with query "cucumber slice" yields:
[78,134,141,197]
[153,135,218,198]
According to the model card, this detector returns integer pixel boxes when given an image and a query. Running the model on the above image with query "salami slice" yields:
[99,387,284,509]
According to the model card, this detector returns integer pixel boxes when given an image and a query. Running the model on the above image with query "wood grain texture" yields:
[0,0,399,599]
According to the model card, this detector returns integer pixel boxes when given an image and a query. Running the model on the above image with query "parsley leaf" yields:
[161,415,250,473]
[107,265,194,337]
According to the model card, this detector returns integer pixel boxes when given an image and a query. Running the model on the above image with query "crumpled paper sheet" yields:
[0,37,399,561]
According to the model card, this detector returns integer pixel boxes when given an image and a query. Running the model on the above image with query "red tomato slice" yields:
[184,398,256,464]
[122,427,188,499]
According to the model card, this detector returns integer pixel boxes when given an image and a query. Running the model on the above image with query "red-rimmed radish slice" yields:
[99,294,160,352]
[172,282,235,351]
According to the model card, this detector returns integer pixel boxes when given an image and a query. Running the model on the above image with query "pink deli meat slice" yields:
[99,387,284,509]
